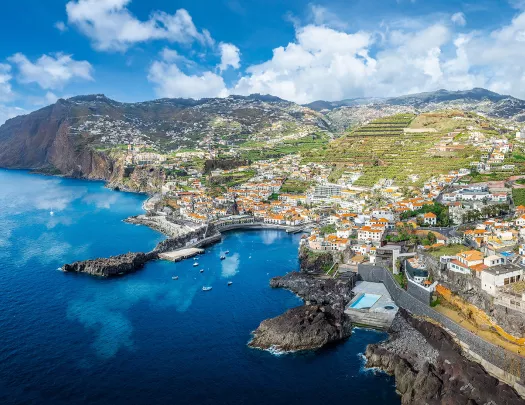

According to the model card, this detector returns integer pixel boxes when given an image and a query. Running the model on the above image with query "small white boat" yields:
[228,281,233,286]
[220,255,226,260]
[200,269,204,273]
[225,250,230,254]
[193,262,199,267]
[50,211,54,216]
[202,286,212,291]
[172,276,179,280]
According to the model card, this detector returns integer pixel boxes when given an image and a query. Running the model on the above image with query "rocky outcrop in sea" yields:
[365,309,525,405]
[249,304,352,352]
[249,272,356,352]
[62,251,158,277]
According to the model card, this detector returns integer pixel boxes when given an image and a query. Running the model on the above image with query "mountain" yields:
[0,94,329,178]
[1,87,524,180]
[308,88,525,131]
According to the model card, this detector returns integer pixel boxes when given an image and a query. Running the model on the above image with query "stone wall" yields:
[358,264,525,391]
[406,278,432,305]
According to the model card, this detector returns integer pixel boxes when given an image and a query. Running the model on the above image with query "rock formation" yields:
[249,272,356,351]
[298,245,334,274]
[365,309,525,405]
[62,251,158,277]
[249,305,352,352]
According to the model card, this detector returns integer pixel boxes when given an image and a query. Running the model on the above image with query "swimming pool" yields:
[349,293,381,309]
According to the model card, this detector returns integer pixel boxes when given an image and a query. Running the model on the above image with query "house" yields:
[448,250,484,275]
[357,226,383,243]
[481,263,523,296]
[423,212,437,226]
[404,257,429,284]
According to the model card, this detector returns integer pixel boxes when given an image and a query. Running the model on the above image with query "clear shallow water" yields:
[0,169,400,405]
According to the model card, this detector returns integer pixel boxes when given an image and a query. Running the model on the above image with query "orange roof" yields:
[470,263,488,272]
[424,212,437,218]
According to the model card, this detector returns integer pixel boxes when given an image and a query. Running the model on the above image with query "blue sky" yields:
[1,0,525,123]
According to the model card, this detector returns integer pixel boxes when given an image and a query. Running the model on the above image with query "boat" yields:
[202,286,212,291]
[200,269,204,273]
[193,262,199,267]
[220,255,226,260]
[172,276,179,280]
[225,250,230,254]
[50,211,54,216]
[227,281,233,286]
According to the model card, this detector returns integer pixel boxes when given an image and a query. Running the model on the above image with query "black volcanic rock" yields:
[365,309,525,405]
[249,304,352,352]
[270,271,353,311]
[62,251,158,277]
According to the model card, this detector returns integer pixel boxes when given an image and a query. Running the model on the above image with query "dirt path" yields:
[434,304,525,358]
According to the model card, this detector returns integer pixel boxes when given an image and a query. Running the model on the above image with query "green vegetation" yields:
[513,189,525,206]
[303,113,479,187]
[400,202,450,227]
[460,204,510,223]
[430,296,441,307]
[240,133,329,161]
[393,271,408,289]
[427,244,466,259]
[320,224,337,236]
[280,179,312,194]
[208,170,256,188]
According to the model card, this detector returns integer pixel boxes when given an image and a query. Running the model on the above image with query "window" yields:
[504,278,510,285]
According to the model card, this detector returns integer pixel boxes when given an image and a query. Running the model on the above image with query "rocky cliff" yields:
[249,305,352,352]
[298,245,334,274]
[365,309,524,405]
[0,100,115,179]
[249,272,355,352]
[63,251,158,277]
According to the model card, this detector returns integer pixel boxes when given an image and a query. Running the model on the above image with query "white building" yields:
[481,264,523,296]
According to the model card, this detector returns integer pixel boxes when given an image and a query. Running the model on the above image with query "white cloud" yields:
[66,0,214,51]
[0,105,27,126]
[218,42,240,71]
[0,64,14,102]
[451,12,466,26]
[148,52,228,99]
[54,21,68,32]
[8,53,93,90]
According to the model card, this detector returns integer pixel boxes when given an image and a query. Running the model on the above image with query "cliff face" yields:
[0,100,114,179]
[298,245,334,273]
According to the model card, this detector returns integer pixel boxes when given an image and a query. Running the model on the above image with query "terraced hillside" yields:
[303,112,480,187]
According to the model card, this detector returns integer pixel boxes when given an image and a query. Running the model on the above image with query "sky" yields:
[2,0,525,123]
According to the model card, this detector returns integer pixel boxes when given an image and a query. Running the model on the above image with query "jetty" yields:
[159,248,204,262]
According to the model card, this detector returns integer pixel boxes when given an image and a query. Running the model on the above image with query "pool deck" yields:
[345,281,398,330]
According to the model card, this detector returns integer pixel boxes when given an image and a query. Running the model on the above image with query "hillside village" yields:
[109,107,525,349]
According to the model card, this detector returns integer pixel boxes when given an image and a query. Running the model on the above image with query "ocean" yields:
[0,169,399,405]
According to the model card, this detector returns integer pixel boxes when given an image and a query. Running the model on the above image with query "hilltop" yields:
[0,88,524,185]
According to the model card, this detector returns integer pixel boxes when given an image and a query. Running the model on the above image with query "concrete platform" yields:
[345,281,398,330]
[159,248,204,262]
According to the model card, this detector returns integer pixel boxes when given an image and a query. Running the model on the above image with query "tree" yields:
[427,231,437,245]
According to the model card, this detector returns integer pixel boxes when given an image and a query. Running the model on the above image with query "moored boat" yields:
[202,286,212,291]
[172,276,179,280]
[193,262,199,267]
[228,281,233,286]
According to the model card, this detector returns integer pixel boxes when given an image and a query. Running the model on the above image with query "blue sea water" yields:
[0,169,400,405]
